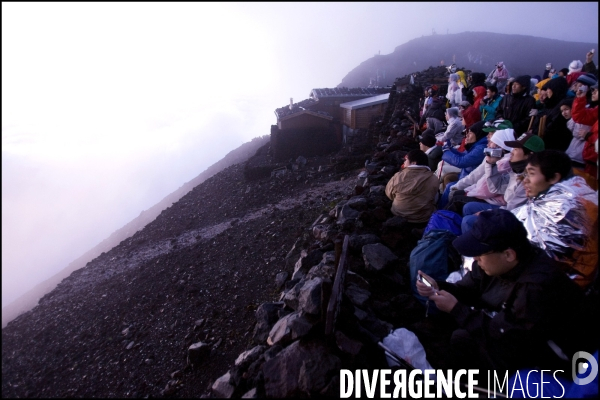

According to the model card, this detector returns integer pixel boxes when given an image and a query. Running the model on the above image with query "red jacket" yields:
[571,96,598,178]
[462,105,482,130]
[473,86,486,110]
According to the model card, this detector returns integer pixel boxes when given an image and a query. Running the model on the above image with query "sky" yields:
[2,2,598,307]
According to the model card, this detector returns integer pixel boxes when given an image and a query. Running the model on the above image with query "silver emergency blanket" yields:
[511,177,597,264]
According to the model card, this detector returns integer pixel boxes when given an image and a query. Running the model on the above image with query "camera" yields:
[417,274,434,288]
[484,147,503,158]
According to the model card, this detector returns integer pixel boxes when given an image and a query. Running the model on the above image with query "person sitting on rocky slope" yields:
[385,149,440,226]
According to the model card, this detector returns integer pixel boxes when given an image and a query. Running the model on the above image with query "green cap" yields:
[504,132,545,152]
[482,119,513,132]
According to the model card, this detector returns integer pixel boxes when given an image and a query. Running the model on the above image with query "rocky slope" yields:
[1,152,362,398]
[2,136,271,329]
[2,66,456,399]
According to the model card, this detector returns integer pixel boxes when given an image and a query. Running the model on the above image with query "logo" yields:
[572,351,598,385]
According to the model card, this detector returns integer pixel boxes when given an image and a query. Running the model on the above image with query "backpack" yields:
[409,229,462,305]
[423,210,462,236]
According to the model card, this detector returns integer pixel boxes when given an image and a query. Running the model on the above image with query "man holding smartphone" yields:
[415,208,592,373]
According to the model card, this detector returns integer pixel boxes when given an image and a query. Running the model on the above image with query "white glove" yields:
[529,109,538,117]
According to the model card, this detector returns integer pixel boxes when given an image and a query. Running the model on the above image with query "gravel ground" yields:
[2,159,359,398]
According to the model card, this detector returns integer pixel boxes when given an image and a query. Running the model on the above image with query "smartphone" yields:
[417,274,434,288]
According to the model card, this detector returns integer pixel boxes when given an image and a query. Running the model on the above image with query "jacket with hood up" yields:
[533,77,571,151]
[497,75,536,135]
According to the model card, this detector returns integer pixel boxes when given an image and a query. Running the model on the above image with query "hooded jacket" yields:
[462,104,482,129]
[534,77,571,151]
[466,72,487,103]
[442,135,488,180]
[512,176,598,288]
[472,86,487,110]
[419,96,447,126]
[497,76,537,135]
[571,96,599,178]
[385,166,440,223]
[480,93,503,121]
[436,109,464,146]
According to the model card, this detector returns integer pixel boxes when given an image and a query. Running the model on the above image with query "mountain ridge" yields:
[339,31,597,87]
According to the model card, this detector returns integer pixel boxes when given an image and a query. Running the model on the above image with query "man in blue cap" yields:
[416,208,591,373]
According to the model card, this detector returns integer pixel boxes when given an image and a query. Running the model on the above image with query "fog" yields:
[2,2,598,308]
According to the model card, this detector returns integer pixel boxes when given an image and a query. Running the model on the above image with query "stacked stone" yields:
[211,66,472,398]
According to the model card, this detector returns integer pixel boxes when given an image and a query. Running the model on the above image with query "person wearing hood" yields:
[461,132,545,233]
[446,123,514,215]
[446,73,463,107]
[534,77,571,151]
[437,120,489,208]
[491,62,509,94]
[422,116,446,137]
[385,149,440,224]
[566,60,585,86]
[472,86,486,110]
[466,72,487,104]
[479,84,503,122]
[459,100,481,131]
[496,75,537,135]
[512,150,598,289]
[560,98,592,172]
[572,82,599,179]
[436,107,463,147]
[419,86,447,126]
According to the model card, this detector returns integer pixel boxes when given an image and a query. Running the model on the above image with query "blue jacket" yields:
[479,94,503,121]
[442,136,488,180]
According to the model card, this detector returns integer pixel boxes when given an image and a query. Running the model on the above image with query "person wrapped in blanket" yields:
[511,150,598,289]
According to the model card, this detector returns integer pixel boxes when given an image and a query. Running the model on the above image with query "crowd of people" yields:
[383,51,598,386]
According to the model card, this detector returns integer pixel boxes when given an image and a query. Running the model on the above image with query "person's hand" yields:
[416,271,439,297]
[485,155,501,164]
[577,86,588,98]
[442,140,453,152]
[546,63,552,70]
[529,109,538,117]
[428,290,458,313]
[586,51,594,63]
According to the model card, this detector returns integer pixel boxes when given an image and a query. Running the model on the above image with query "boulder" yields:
[211,371,235,398]
[345,283,371,307]
[348,234,381,253]
[188,342,211,366]
[292,249,324,281]
[262,340,341,397]
[369,185,386,195]
[345,196,368,210]
[297,278,323,315]
[362,243,398,272]
[267,312,314,346]
[336,204,360,225]
[274,272,289,290]
[252,302,284,344]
